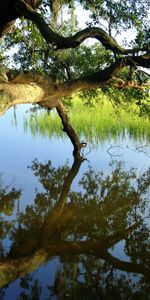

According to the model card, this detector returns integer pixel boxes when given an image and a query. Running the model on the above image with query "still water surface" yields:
[0,105,150,299]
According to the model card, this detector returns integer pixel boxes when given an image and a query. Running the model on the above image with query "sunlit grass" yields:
[24,96,150,144]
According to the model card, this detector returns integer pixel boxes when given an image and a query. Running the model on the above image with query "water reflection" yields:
[0,154,150,299]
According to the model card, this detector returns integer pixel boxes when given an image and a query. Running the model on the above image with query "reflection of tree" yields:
[0,158,150,299]
[0,174,21,260]
[17,274,42,300]
[0,174,21,216]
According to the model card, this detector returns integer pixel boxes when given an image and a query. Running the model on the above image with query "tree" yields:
[0,0,150,156]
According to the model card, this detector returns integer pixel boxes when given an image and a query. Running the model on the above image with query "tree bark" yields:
[0,54,149,116]
[56,101,83,157]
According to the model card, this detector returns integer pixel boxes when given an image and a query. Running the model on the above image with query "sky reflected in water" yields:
[0,105,150,300]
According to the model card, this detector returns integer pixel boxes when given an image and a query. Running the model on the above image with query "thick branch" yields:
[56,101,83,157]
[15,0,149,54]
[0,55,149,115]
[0,82,45,115]
[0,0,42,37]
[49,56,150,100]
[0,55,149,116]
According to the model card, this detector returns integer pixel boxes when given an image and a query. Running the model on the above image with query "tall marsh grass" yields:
[24,97,150,144]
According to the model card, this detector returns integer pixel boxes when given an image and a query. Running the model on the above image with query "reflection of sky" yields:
[4,257,59,300]
[1,104,150,207]
[0,105,150,298]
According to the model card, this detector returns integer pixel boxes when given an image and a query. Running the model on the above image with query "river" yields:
[0,105,150,299]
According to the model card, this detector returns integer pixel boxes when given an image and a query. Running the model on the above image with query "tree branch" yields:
[56,101,84,157]
[0,54,149,115]
[15,0,149,54]
[111,77,150,90]
[0,0,42,37]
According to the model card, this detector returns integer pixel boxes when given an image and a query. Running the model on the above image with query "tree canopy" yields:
[0,0,150,155]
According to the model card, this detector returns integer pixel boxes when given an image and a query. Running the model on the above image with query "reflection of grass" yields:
[24,98,150,144]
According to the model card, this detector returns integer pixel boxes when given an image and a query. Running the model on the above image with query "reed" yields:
[24,97,150,144]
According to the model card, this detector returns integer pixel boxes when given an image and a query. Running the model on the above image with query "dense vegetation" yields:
[0,2,150,295]
[24,96,150,143]
[0,0,150,154]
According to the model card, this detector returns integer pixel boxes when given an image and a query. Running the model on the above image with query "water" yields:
[0,105,150,299]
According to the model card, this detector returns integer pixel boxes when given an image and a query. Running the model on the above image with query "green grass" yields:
[24,97,150,144]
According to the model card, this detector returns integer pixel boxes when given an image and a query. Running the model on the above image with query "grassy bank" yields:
[24,97,150,144]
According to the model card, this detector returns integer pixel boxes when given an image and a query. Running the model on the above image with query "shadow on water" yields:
[0,153,150,299]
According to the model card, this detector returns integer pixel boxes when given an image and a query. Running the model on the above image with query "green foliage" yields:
[3,18,114,81]
[80,0,150,35]
[0,46,8,68]
[135,28,150,47]
[24,97,150,143]
[102,85,150,116]
[3,18,47,72]
[0,0,149,104]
